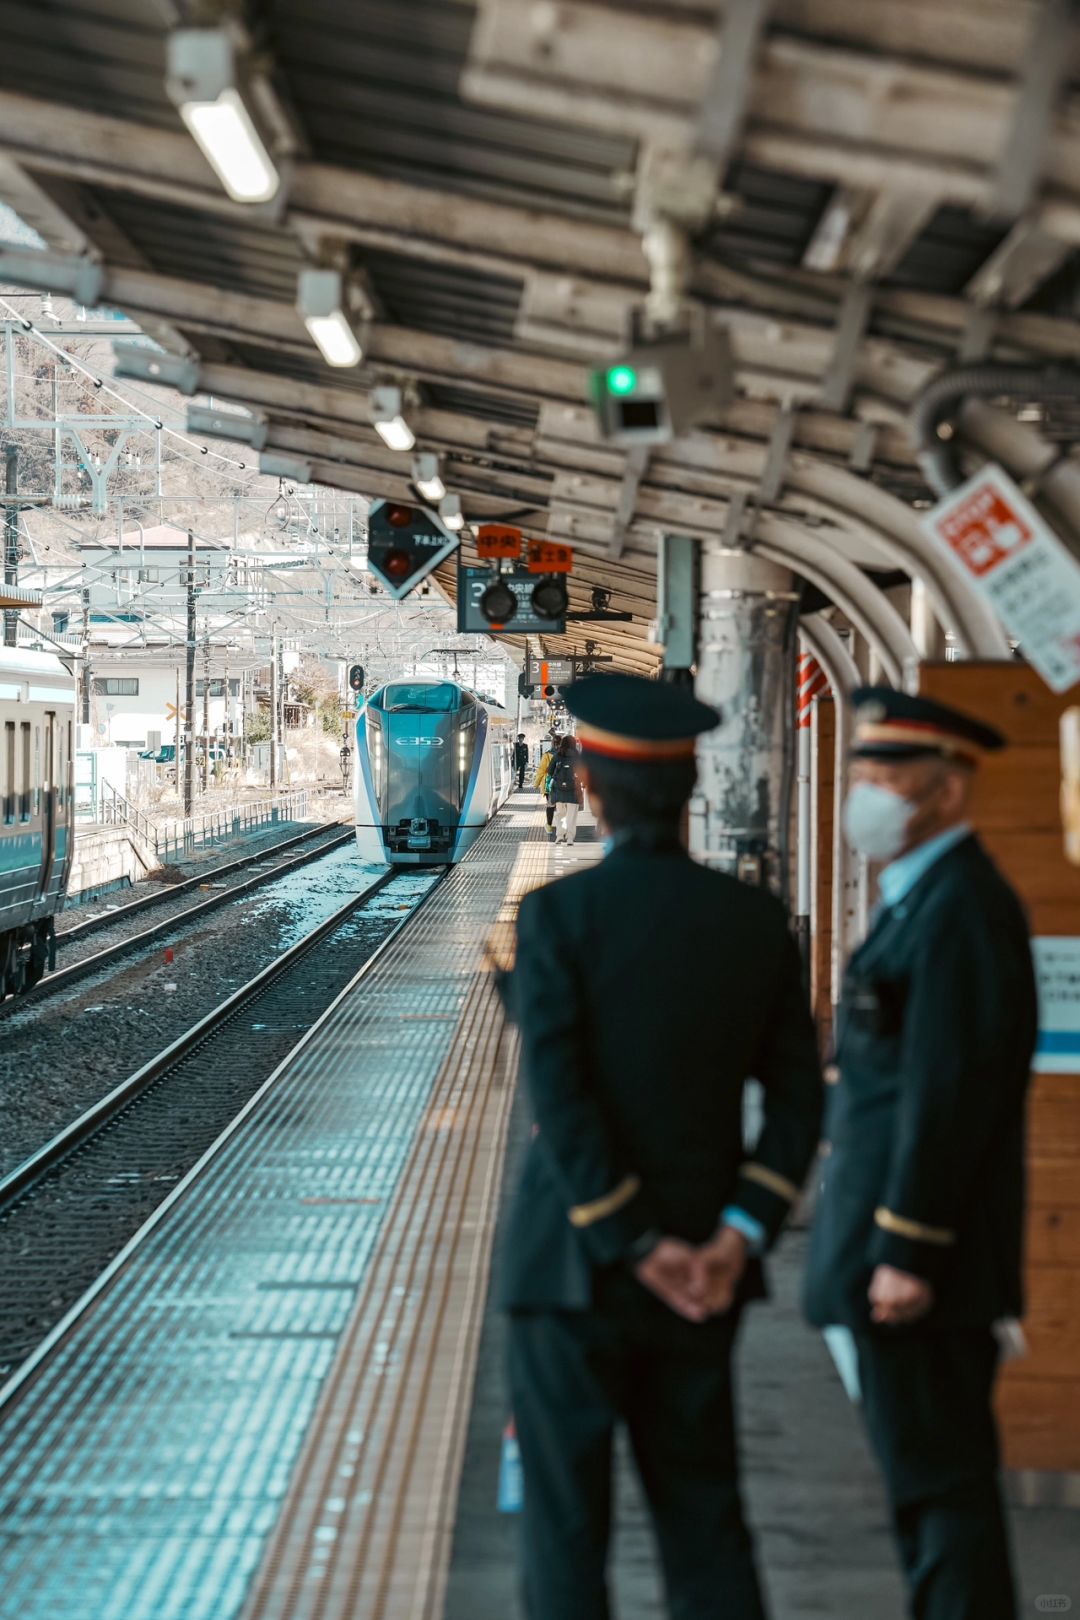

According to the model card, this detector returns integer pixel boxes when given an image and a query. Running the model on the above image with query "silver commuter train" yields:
[0,646,76,997]
[354,678,515,864]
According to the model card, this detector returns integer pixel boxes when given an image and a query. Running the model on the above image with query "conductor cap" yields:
[563,674,719,763]
[851,687,1005,767]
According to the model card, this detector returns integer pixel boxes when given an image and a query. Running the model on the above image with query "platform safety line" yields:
[239,823,546,1620]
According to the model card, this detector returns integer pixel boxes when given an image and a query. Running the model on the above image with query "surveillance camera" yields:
[589,319,733,446]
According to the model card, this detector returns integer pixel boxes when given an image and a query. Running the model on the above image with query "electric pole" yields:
[81,589,91,727]
[202,636,211,794]
[270,628,279,790]
[184,529,197,817]
[4,446,19,647]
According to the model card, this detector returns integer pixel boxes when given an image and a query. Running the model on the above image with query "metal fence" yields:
[96,784,312,862]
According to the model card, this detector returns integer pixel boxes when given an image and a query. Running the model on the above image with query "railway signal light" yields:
[366,498,459,600]
[479,577,518,625]
[589,319,733,446]
[348,664,365,692]
[531,576,569,619]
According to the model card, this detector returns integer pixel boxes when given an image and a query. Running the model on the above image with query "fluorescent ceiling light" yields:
[372,385,415,452]
[167,30,279,204]
[440,494,465,532]
[413,451,445,503]
[297,267,364,367]
[304,310,362,367]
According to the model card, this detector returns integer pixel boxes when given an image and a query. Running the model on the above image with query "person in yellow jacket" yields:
[534,737,558,837]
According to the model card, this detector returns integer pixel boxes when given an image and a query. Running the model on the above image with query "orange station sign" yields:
[527,539,574,574]
[476,523,523,561]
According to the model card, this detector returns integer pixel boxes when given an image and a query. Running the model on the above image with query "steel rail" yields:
[58,817,349,945]
[1,825,358,1017]
[0,868,443,1216]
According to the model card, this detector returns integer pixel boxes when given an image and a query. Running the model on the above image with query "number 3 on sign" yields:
[527,540,573,574]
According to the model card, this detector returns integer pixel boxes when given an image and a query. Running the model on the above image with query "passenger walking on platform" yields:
[514,734,530,791]
[547,734,582,844]
[502,674,823,1620]
[803,689,1038,1620]
[534,738,557,834]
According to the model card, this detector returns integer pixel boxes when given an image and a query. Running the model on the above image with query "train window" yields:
[20,722,31,821]
[384,682,460,712]
[34,724,41,813]
[3,721,13,824]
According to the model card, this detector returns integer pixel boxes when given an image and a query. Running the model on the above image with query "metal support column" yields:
[911,577,949,662]
[81,591,91,728]
[4,446,18,647]
[202,638,211,795]
[270,630,279,791]
[691,546,801,897]
[184,530,197,818]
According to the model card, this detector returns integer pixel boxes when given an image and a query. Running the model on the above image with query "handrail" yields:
[87,785,312,862]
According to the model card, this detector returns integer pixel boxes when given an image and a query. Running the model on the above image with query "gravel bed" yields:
[50,821,352,970]
[0,868,438,1380]
[0,843,401,1179]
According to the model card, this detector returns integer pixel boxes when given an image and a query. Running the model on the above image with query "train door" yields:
[39,712,56,902]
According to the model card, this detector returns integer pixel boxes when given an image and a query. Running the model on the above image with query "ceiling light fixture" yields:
[412,451,446,503]
[439,494,465,532]
[297,267,363,368]
[166,29,280,205]
[372,385,415,452]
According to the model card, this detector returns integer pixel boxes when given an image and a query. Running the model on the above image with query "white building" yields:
[86,653,246,752]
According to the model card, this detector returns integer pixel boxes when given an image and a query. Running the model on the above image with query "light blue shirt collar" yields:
[878,823,972,911]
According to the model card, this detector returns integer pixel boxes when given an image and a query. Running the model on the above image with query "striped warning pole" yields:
[796,653,831,968]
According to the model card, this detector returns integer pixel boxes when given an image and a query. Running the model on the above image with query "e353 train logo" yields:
[394,737,444,748]
[1036,1597,1072,1613]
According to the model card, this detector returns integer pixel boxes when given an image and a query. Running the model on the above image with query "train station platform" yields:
[1,794,1077,1620]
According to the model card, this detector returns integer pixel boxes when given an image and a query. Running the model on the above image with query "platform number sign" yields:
[366,498,460,601]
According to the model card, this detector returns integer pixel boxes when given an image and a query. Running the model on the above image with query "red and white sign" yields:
[923,464,1080,694]
[476,523,522,561]
[797,654,829,729]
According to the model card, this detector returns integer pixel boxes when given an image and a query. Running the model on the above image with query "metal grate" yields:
[0,808,542,1620]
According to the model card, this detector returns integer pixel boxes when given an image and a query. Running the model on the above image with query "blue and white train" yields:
[0,646,76,998]
[354,679,515,864]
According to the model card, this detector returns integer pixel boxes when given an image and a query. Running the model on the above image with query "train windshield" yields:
[383,682,461,713]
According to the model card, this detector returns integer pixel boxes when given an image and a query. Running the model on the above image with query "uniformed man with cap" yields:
[502,674,823,1620]
[804,688,1038,1620]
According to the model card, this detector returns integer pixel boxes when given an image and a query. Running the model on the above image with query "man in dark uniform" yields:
[502,674,823,1620]
[514,733,530,791]
[804,688,1038,1620]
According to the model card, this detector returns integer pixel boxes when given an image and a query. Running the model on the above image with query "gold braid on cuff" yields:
[740,1163,799,1203]
[569,1174,642,1228]
[874,1207,956,1246]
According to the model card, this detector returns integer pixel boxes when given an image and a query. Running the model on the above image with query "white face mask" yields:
[842,781,914,862]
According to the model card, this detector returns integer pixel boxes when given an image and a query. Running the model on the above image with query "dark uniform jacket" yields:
[804,834,1038,1332]
[501,835,823,1312]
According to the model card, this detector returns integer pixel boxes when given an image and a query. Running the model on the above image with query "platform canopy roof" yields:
[3,1,1080,676]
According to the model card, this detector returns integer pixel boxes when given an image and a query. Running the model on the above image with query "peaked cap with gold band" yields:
[851,686,1005,767]
[562,673,719,763]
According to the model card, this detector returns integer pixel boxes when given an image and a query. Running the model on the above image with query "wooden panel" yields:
[1026,1205,1080,1265]
[978,831,1080,905]
[919,660,1079,746]
[811,698,835,1043]
[973,749,1061,831]
[997,1377,1080,1472]
[917,662,1080,1474]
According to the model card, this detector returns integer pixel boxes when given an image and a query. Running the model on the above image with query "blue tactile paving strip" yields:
[0,807,541,1620]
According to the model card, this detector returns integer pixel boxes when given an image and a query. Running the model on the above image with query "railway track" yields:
[4,820,355,1015]
[0,868,443,1382]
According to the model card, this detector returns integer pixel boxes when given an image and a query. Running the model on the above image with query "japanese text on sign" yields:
[476,524,523,561]
[922,464,1080,693]
[1032,937,1080,1073]
[527,540,574,575]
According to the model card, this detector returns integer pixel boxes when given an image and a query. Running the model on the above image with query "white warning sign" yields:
[923,464,1080,693]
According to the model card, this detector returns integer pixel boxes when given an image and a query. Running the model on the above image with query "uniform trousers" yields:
[508,1274,768,1620]
[854,1329,1016,1620]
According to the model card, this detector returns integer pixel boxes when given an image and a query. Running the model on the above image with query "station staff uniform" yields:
[502,675,823,1620]
[804,689,1038,1620]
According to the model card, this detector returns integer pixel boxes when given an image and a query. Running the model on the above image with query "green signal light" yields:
[606,364,638,396]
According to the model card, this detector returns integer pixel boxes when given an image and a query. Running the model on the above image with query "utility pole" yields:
[270,628,279,790]
[222,646,230,763]
[4,446,19,647]
[81,588,91,727]
[202,636,211,794]
[184,529,197,817]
